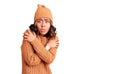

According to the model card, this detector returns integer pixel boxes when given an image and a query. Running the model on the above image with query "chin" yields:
[40,32,47,35]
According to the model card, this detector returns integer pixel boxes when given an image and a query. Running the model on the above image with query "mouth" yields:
[40,29,46,32]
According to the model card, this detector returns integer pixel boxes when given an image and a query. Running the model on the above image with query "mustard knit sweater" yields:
[21,35,58,74]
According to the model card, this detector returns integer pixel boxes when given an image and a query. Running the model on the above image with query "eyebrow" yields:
[41,18,50,20]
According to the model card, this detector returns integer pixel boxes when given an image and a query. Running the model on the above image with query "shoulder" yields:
[55,35,59,40]
[23,29,31,34]
[48,35,59,41]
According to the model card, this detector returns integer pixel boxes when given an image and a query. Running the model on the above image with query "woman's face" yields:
[35,18,51,35]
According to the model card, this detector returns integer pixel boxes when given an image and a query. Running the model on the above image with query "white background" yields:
[0,0,120,74]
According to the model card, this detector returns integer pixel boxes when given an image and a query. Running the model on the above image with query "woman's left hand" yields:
[23,29,36,42]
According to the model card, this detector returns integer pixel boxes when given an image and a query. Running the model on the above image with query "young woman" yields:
[21,4,59,74]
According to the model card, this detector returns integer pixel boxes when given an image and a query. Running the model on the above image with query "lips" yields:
[40,29,46,32]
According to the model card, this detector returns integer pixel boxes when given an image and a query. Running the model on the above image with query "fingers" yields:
[32,32,36,36]
[27,30,32,34]
[23,30,30,40]
[23,30,36,37]
[23,36,28,40]
[24,32,29,36]
[47,39,59,48]
[56,41,59,45]
[55,36,59,48]
[23,31,29,39]
[23,30,36,42]
[56,40,59,48]
[23,33,29,40]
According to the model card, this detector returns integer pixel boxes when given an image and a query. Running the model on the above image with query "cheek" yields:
[36,24,41,29]
[47,24,51,30]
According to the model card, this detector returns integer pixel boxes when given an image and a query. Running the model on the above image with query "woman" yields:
[21,4,59,74]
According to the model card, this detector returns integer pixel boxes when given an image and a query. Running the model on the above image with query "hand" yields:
[46,38,59,49]
[23,29,36,42]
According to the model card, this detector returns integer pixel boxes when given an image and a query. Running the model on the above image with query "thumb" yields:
[33,32,36,36]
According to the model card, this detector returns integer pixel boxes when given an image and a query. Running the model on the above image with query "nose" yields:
[41,21,46,27]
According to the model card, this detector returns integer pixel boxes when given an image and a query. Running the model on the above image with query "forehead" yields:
[37,17,50,20]
[35,17,52,24]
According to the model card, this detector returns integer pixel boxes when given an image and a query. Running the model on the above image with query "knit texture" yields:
[21,35,58,74]
[34,4,53,23]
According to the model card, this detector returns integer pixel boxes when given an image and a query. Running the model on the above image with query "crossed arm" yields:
[21,30,59,66]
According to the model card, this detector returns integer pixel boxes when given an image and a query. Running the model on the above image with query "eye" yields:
[37,19,42,23]
[44,19,50,23]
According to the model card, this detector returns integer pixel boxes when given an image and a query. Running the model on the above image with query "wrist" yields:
[45,45,50,50]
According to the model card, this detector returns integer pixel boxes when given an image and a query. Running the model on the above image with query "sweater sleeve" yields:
[30,36,58,64]
[21,40,41,66]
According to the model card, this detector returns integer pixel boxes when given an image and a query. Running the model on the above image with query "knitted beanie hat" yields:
[34,4,53,23]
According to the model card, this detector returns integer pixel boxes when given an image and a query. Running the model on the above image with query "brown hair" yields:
[29,22,57,39]
[44,24,56,39]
